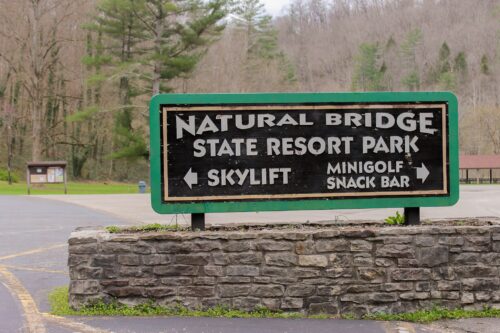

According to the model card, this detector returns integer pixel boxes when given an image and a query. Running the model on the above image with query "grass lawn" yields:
[0,181,145,195]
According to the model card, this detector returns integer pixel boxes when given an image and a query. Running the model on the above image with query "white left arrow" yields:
[416,163,430,183]
[184,168,198,189]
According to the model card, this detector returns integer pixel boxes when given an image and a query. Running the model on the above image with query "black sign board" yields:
[150,93,459,214]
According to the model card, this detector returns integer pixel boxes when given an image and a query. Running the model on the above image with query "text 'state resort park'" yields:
[150,93,459,214]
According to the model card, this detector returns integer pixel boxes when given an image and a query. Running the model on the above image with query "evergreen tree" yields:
[480,54,490,75]
[231,0,296,85]
[400,28,422,91]
[84,0,228,162]
[352,43,386,91]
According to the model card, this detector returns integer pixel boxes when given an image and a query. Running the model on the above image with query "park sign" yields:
[150,92,459,214]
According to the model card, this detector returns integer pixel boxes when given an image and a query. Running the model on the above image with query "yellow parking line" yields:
[0,243,66,261]
[0,266,46,333]
[2,265,67,275]
[42,313,113,333]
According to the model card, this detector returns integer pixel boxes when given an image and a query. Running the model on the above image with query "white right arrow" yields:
[184,168,198,189]
[416,163,430,183]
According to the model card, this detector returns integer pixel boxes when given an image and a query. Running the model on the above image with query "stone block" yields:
[382,283,412,292]
[223,241,253,252]
[451,253,481,265]
[100,280,129,287]
[317,286,343,296]
[194,277,216,285]
[417,246,448,267]
[69,254,93,267]
[132,242,153,254]
[475,292,492,301]
[344,285,380,293]
[161,277,192,286]
[100,242,132,254]
[295,241,315,255]
[70,266,103,280]
[227,252,262,265]
[415,236,435,247]
[265,253,297,267]
[193,241,222,252]
[461,292,474,304]
[142,254,170,266]
[178,286,215,297]
[415,281,431,292]
[286,284,316,297]
[350,240,372,252]
[465,236,490,246]
[251,285,285,297]
[145,287,176,297]
[253,277,271,283]
[308,303,338,315]
[437,281,461,291]
[376,244,415,258]
[156,242,190,254]
[358,268,385,283]
[438,236,464,246]
[329,253,352,267]
[218,285,250,297]
[353,253,373,266]
[391,268,431,281]
[298,255,328,267]
[281,298,303,309]
[69,236,97,245]
[483,253,500,265]
[293,268,321,278]
[130,278,158,286]
[462,278,499,291]
[106,287,143,297]
[204,266,224,276]
[153,265,199,276]
[233,297,261,311]
[255,241,293,251]
[397,259,419,267]
[119,266,148,277]
[454,265,498,278]
[262,298,281,311]
[117,254,141,266]
[315,239,349,252]
[70,243,98,254]
[213,253,229,265]
[399,292,430,300]
[226,265,259,276]
[218,277,251,284]
[384,237,413,244]
[174,254,210,265]
[375,258,395,267]
[70,280,100,295]
[325,267,353,278]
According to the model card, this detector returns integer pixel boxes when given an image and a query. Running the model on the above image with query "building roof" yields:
[460,155,500,169]
[27,161,67,167]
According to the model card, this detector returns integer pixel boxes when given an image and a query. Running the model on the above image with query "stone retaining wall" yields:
[69,224,500,315]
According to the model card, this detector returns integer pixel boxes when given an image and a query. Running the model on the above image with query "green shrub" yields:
[385,211,405,225]
[0,168,19,183]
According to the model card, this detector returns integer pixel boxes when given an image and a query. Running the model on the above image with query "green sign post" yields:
[150,92,459,228]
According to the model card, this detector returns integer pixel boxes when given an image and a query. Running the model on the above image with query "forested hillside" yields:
[1,0,499,181]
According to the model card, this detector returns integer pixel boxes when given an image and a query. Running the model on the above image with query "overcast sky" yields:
[263,0,291,16]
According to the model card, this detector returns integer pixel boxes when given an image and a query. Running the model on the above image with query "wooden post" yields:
[490,169,493,184]
[64,166,68,194]
[191,213,205,231]
[466,169,469,184]
[27,168,31,195]
[404,207,420,225]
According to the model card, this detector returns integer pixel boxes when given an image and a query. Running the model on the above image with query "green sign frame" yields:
[150,92,459,214]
